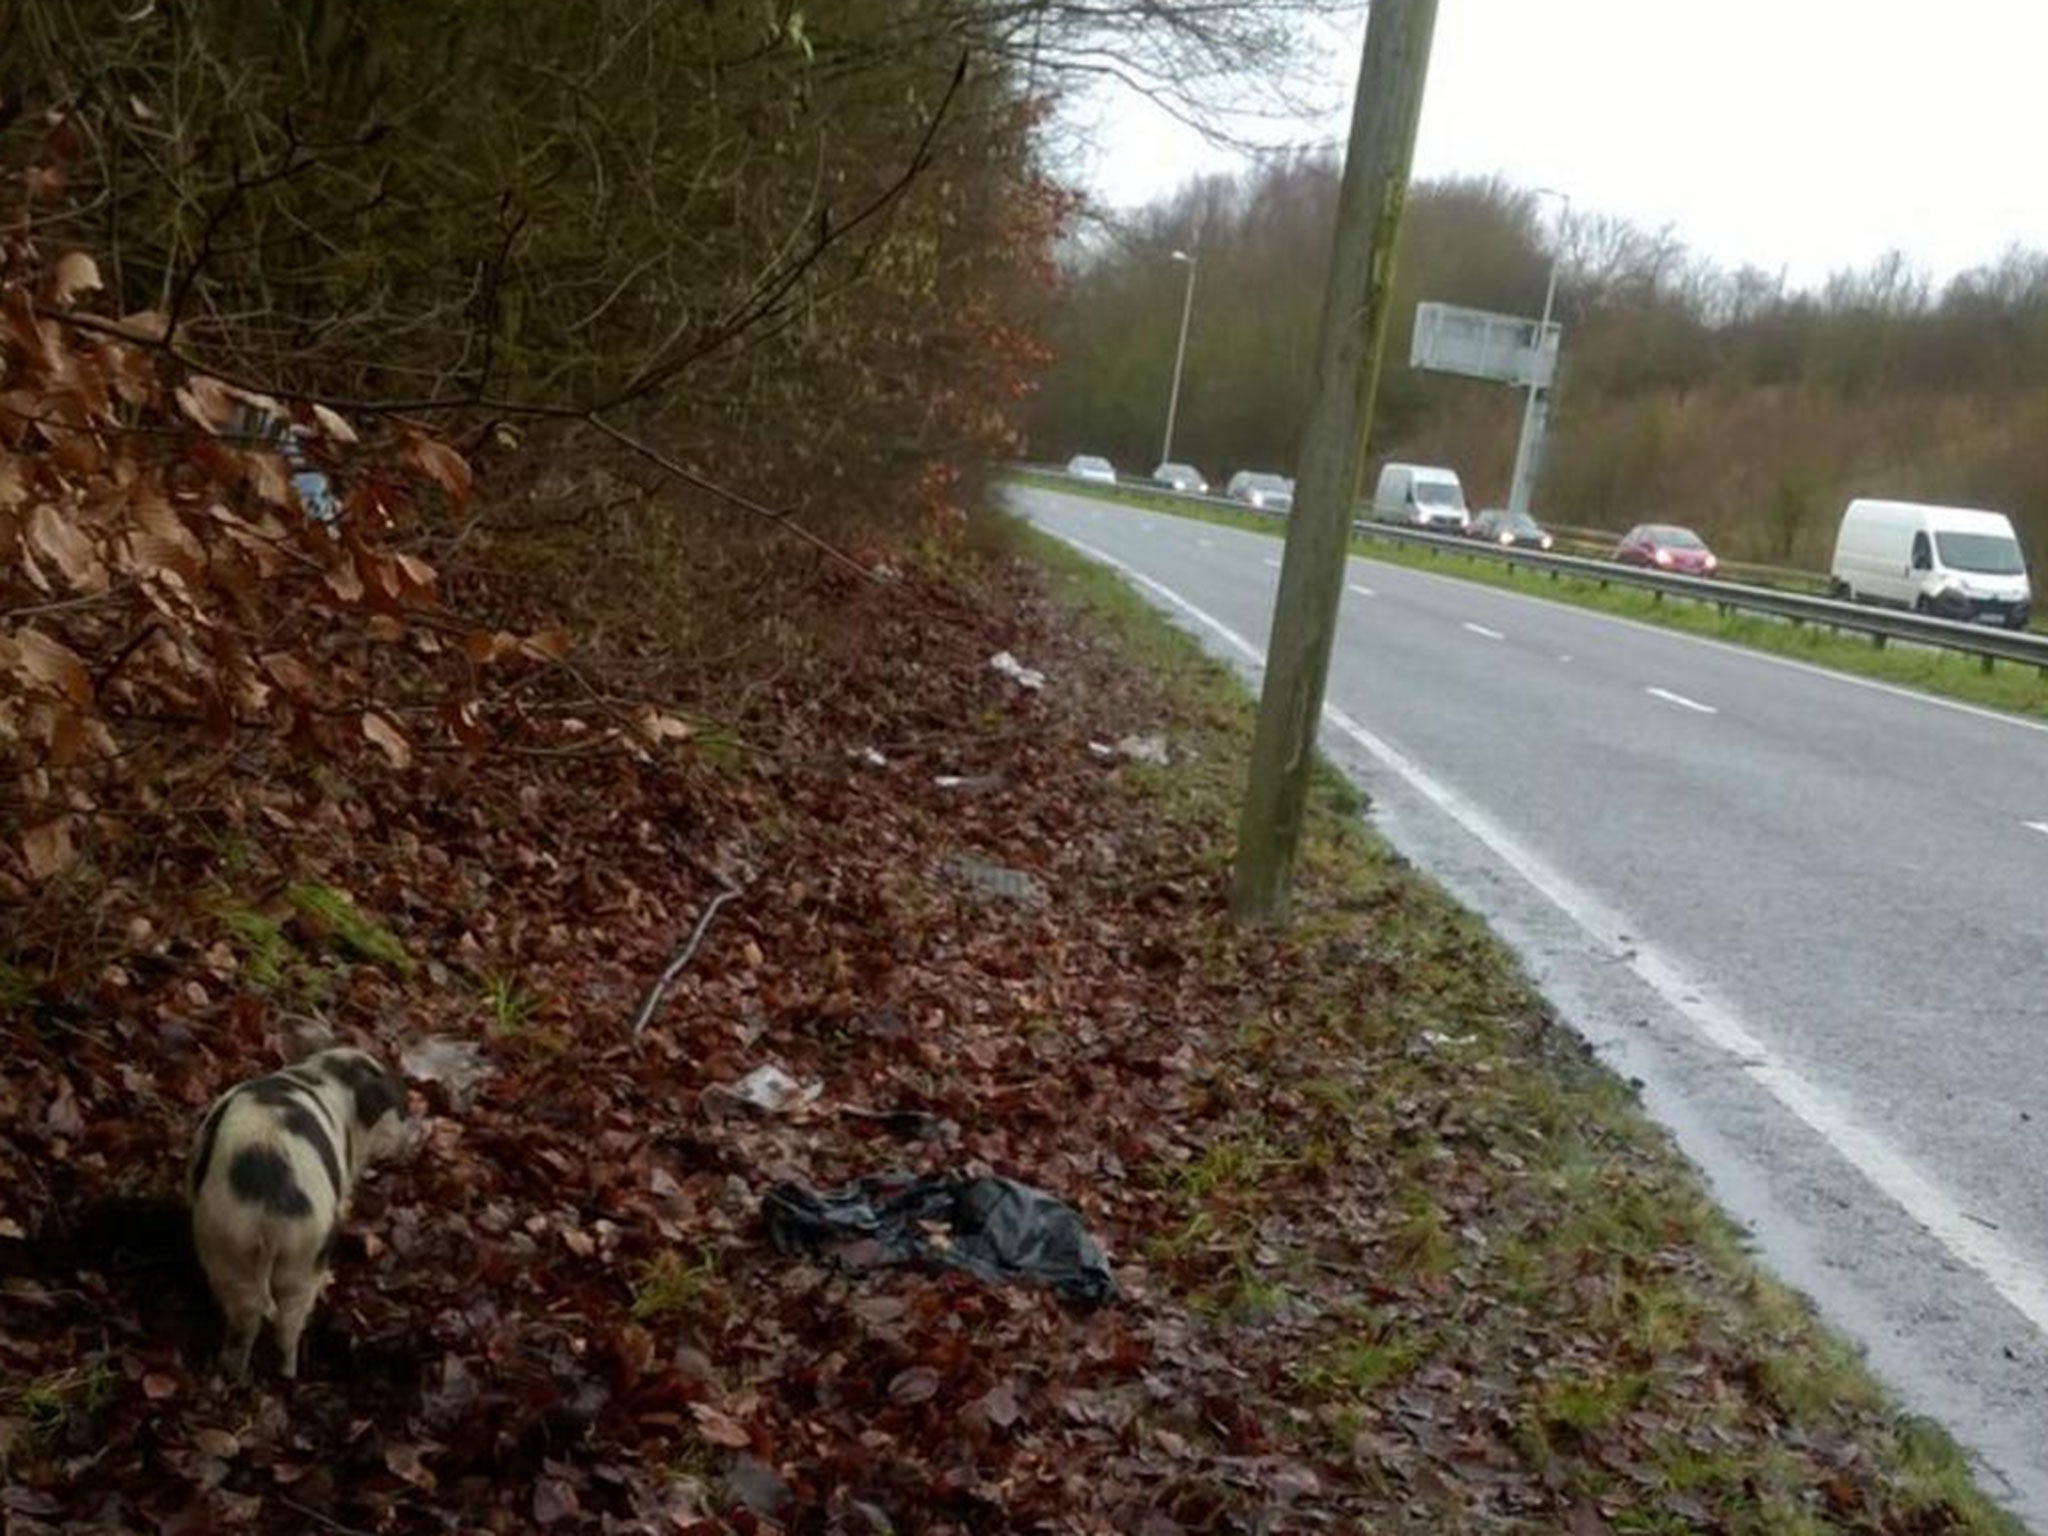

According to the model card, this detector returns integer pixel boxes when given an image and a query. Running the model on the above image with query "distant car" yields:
[1153,461,1208,495]
[1065,454,1116,484]
[1226,470,1293,514]
[1468,509,1554,550]
[1615,523,1718,576]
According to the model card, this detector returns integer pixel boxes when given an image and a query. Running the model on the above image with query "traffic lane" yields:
[1322,551,2048,1229]
[1315,588,2048,1254]
[1012,487,2048,1254]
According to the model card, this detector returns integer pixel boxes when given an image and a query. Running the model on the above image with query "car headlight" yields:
[1704,554,1718,572]
[1654,549,1673,567]
[1498,532,1514,545]
[1540,534,1554,550]
[1249,492,1264,507]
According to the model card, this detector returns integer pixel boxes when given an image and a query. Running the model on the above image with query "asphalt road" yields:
[1009,482,2048,1524]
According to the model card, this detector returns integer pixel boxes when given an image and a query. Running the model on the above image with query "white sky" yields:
[1076,0,2048,289]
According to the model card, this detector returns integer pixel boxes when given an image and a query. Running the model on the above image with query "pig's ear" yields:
[322,1052,405,1128]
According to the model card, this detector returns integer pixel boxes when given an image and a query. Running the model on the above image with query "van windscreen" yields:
[1935,532,2025,574]
[1413,481,1464,509]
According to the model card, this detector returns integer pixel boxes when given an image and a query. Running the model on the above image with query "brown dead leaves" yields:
[0,235,588,888]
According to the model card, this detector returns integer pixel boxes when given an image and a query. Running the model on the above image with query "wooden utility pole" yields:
[1229,0,1439,924]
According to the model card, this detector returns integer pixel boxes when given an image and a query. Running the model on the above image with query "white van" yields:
[1372,463,1468,531]
[1829,498,2031,629]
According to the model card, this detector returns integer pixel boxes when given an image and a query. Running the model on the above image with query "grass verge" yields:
[1019,513,2021,1532]
[1008,469,2048,722]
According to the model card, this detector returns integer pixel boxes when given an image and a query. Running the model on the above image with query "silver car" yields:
[1153,461,1208,495]
[1065,454,1117,485]
[1226,470,1293,514]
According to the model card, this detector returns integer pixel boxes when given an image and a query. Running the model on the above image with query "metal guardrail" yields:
[1007,466,2048,674]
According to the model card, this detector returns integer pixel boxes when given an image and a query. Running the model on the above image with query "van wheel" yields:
[1827,578,1849,601]
[1913,596,1930,615]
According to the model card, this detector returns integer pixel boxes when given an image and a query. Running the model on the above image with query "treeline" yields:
[2,0,1350,548]
[2,0,1070,535]
[1036,161,2048,568]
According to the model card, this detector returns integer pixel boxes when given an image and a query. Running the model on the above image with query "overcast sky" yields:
[1075,0,2048,290]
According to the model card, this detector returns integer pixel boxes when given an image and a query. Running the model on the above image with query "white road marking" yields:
[1348,583,1376,598]
[1043,525,2048,1342]
[1463,622,1505,641]
[1646,686,1718,715]
[1341,548,2048,739]
[1558,654,1574,663]
[1262,557,1282,569]
[2026,821,2048,838]
[1198,537,1215,549]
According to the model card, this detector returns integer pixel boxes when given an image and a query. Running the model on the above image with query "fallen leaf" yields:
[22,817,79,882]
[27,505,103,590]
[361,710,412,769]
[143,1373,179,1401]
[532,1477,579,1525]
[690,1403,751,1448]
[310,402,358,443]
[888,1366,940,1406]
[978,1378,1022,1428]
[51,250,102,306]
[384,1442,437,1490]
[190,1426,240,1459]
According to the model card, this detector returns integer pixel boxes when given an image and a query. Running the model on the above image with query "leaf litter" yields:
[0,520,2019,1535]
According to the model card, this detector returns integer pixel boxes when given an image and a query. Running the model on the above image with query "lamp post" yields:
[1159,248,1198,470]
[1507,188,1569,517]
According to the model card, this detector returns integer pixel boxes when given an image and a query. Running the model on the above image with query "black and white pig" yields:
[187,1046,409,1379]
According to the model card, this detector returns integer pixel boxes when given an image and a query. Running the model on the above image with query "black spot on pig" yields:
[228,1147,313,1216]
[322,1054,406,1128]
[244,1079,342,1199]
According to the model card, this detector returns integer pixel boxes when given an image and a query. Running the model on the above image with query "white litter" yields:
[726,1064,822,1115]
[853,747,887,768]
[1114,733,1169,765]
[400,1036,492,1102]
[988,651,1046,690]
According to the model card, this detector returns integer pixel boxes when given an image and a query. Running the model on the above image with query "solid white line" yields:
[2026,821,2048,838]
[1463,622,1505,641]
[1262,557,1282,569]
[1348,583,1376,598]
[1646,686,1718,715]
[1045,525,2048,1341]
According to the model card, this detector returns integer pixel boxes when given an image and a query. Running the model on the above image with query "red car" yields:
[1615,523,1718,576]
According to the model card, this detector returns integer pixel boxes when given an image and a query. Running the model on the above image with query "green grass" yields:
[1008,469,2048,722]
[631,1248,723,1322]
[286,882,413,972]
[9,1363,116,1458]
[1017,512,2023,1534]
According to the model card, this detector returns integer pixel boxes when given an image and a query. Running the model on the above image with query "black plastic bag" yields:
[762,1173,1116,1307]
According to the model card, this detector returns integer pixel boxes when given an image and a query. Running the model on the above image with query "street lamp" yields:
[1507,188,1570,517]
[1159,248,1198,470]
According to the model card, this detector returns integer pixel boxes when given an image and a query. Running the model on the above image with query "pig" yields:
[187,1046,408,1379]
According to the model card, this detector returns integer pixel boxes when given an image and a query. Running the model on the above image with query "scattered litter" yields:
[942,854,1046,906]
[708,1064,823,1116]
[764,1173,1116,1306]
[988,651,1046,690]
[852,746,888,768]
[1113,733,1169,765]
[400,1036,492,1103]
[1086,740,1115,759]
[932,773,1002,794]
[1417,1030,1477,1051]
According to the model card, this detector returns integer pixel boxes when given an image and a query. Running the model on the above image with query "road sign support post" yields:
[1229,0,1440,925]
